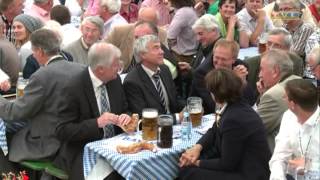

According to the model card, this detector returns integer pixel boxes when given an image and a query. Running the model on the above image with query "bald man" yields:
[106,7,168,73]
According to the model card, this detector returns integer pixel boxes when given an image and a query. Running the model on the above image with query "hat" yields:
[13,14,44,33]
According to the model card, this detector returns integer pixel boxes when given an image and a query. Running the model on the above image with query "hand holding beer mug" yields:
[157,115,173,148]
[137,109,158,141]
[187,97,203,127]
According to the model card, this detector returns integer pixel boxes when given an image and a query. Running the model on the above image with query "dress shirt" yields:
[289,22,315,57]
[88,67,110,114]
[141,64,170,113]
[141,0,172,26]
[269,107,320,180]
[237,8,274,38]
[45,55,63,66]
[167,7,198,56]
[25,4,50,22]
[305,28,320,55]
[103,13,128,37]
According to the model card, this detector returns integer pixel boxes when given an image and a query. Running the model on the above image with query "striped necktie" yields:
[0,119,8,155]
[152,72,168,113]
[100,85,114,138]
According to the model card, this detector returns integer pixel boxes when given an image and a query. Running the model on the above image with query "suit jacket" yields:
[55,67,128,178]
[246,52,304,99]
[257,75,301,151]
[190,57,255,114]
[0,38,20,85]
[123,64,183,117]
[180,100,271,180]
[106,23,168,71]
[0,58,83,162]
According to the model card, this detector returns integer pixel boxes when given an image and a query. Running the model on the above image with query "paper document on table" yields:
[195,114,215,135]
[0,69,9,83]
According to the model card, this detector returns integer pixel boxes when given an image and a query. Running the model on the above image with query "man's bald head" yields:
[138,7,159,25]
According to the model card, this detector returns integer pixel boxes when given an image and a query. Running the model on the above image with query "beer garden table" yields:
[83,114,215,180]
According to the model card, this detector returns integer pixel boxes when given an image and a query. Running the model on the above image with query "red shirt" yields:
[120,3,139,23]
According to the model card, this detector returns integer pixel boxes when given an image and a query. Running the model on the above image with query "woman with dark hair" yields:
[167,0,198,64]
[215,0,248,47]
[179,68,271,180]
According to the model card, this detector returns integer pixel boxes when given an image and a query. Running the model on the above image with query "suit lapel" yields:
[137,65,163,105]
[82,68,100,117]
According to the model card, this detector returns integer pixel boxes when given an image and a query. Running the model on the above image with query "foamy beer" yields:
[16,79,28,97]
[141,108,158,141]
[258,33,268,54]
[187,97,203,127]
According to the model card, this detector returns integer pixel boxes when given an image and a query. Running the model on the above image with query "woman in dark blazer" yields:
[179,68,271,180]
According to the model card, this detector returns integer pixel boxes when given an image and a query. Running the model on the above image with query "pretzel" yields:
[116,141,157,154]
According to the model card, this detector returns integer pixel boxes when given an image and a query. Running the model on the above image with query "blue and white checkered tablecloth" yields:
[83,115,215,180]
[0,118,8,155]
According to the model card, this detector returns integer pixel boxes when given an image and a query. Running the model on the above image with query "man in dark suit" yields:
[55,42,131,180]
[0,29,83,168]
[123,35,184,122]
[190,39,255,114]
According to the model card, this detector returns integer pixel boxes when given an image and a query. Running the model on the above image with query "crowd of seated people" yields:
[0,0,319,179]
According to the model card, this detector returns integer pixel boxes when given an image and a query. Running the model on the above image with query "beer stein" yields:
[137,108,158,141]
[187,97,203,127]
[157,115,173,148]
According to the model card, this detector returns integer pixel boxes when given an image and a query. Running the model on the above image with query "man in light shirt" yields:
[269,79,319,180]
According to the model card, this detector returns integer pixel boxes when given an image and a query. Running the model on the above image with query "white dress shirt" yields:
[88,67,110,114]
[103,13,128,37]
[269,107,320,180]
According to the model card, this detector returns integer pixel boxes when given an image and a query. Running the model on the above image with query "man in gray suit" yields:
[0,29,82,163]
[257,49,300,152]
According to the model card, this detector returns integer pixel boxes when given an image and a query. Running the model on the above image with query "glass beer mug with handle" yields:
[16,72,28,98]
[137,108,158,141]
[187,97,203,127]
[157,115,173,148]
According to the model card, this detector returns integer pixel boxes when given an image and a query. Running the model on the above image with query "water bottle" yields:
[181,112,191,140]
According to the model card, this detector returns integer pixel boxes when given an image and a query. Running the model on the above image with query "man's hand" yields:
[256,9,266,22]
[233,65,248,82]
[228,15,238,29]
[179,144,202,167]
[0,80,11,92]
[256,79,266,95]
[116,114,131,127]
[97,112,119,128]
[178,62,192,73]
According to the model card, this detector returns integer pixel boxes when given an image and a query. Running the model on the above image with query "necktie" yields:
[0,119,8,155]
[152,72,168,113]
[100,85,114,138]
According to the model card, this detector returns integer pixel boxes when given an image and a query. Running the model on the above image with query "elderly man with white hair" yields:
[98,0,128,37]
[123,35,184,121]
[64,16,105,65]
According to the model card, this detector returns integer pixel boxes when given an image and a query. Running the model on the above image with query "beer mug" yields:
[16,79,28,98]
[187,97,203,127]
[258,33,267,54]
[137,108,158,141]
[157,115,173,148]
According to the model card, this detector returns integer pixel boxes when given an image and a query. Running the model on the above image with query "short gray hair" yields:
[262,49,293,78]
[81,16,104,35]
[31,29,60,56]
[268,27,292,49]
[192,14,220,34]
[88,42,121,69]
[277,0,303,10]
[100,0,121,14]
[133,34,159,63]
[307,46,320,65]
